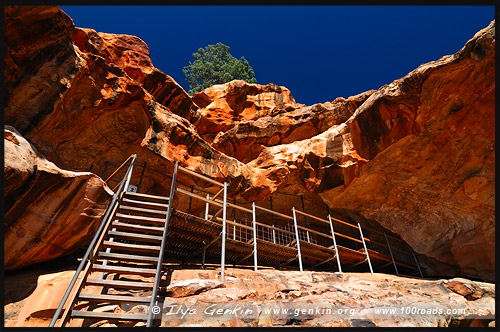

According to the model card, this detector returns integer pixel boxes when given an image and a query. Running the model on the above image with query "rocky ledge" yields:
[4,266,495,328]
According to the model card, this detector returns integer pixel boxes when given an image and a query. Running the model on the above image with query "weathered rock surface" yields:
[212,89,374,163]
[4,125,112,270]
[192,80,300,143]
[4,266,495,327]
[3,4,494,283]
[166,279,225,298]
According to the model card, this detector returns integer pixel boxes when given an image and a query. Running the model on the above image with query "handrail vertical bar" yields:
[384,232,399,275]
[252,202,258,271]
[49,154,136,327]
[328,215,342,274]
[220,183,227,281]
[292,207,303,271]
[412,250,424,278]
[358,223,373,274]
[146,161,178,327]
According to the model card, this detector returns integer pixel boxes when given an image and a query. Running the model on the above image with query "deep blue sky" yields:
[61,5,494,105]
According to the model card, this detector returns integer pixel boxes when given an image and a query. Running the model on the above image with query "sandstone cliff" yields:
[3,4,494,284]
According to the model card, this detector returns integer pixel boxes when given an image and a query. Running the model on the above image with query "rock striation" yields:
[3,4,495,283]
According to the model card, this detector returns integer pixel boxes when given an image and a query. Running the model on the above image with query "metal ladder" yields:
[49,155,178,327]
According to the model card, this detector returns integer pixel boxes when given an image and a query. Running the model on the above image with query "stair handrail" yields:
[49,154,137,327]
[147,161,178,327]
[104,154,135,184]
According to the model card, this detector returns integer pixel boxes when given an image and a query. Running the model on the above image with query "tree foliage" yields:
[183,42,256,95]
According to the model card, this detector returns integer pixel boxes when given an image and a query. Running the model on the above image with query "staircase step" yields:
[111,221,164,234]
[115,213,166,226]
[119,205,168,216]
[122,197,168,210]
[79,293,152,304]
[102,241,160,253]
[86,278,154,290]
[107,230,163,243]
[92,264,157,277]
[71,310,149,321]
[98,252,159,264]
[125,191,169,203]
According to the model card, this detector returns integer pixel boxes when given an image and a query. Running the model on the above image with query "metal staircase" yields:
[49,155,178,327]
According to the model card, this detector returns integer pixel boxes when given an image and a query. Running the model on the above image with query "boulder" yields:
[4,125,112,270]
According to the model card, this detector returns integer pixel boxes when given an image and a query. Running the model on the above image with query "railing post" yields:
[328,215,342,274]
[292,207,303,272]
[252,202,258,271]
[412,250,424,278]
[204,193,210,220]
[147,161,178,327]
[358,223,374,274]
[384,232,399,275]
[220,182,227,282]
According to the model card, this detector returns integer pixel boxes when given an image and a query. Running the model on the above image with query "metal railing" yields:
[173,164,423,279]
[49,154,137,327]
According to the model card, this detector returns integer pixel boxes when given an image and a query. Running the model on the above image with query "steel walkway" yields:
[49,154,423,327]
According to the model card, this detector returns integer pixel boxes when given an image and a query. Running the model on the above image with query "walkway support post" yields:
[233,198,237,240]
[328,215,342,274]
[252,202,258,271]
[188,185,194,214]
[412,250,424,278]
[384,232,399,275]
[137,161,147,191]
[220,182,227,281]
[292,207,303,271]
[358,223,374,274]
[202,246,206,270]
[300,195,311,242]
[270,197,276,244]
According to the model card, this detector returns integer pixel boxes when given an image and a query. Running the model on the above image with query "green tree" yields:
[183,42,257,95]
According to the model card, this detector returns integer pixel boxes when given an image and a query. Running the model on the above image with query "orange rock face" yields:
[192,80,299,143]
[4,126,112,270]
[3,5,495,283]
